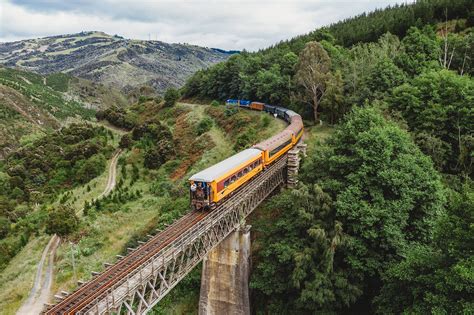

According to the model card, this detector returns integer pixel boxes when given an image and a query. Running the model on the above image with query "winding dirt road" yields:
[16,150,122,315]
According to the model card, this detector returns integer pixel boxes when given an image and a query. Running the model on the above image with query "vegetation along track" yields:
[17,150,123,315]
[45,210,210,314]
[44,150,289,314]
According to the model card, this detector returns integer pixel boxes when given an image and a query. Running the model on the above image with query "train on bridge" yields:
[45,100,304,314]
[189,99,304,210]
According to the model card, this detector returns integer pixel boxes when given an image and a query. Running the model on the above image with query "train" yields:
[188,99,304,210]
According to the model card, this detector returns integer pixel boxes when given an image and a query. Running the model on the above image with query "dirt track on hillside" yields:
[16,150,122,315]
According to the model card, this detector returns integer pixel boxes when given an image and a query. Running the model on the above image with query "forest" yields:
[182,0,473,313]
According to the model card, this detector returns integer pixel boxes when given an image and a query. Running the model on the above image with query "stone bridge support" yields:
[198,225,251,315]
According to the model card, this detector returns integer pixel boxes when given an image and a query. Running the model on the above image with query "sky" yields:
[0,0,406,51]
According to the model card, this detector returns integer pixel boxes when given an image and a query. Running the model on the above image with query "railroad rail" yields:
[44,154,288,314]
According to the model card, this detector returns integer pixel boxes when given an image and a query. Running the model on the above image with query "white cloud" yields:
[0,0,405,50]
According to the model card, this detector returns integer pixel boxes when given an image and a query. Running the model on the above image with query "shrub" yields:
[164,88,180,107]
[0,216,10,238]
[119,133,133,149]
[224,105,238,117]
[211,100,220,107]
[196,117,213,135]
[138,96,147,104]
[261,114,271,128]
[45,205,79,236]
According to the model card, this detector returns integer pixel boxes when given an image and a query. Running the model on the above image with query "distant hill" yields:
[0,66,127,158]
[0,31,231,94]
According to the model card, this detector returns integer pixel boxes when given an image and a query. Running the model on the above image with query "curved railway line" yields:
[44,102,304,314]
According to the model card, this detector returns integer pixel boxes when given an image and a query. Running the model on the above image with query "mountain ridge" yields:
[0,31,231,94]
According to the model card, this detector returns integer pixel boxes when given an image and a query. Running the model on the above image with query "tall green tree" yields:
[251,106,445,313]
[396,26,441,76]
[295,41,333,122]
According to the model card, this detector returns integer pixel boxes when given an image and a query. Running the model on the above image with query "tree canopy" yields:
[251,107,446,313]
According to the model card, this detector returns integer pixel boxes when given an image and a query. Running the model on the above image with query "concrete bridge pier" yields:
[199,225,251,315]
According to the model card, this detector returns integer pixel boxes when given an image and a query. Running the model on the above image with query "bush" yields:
[211,100,220,107]
[224,106,238,117]
[233,129,257,151]
[196,117,213,135]
[119,133,133,149]
[261,114,271,128]
[0,216,10,238]
[144,139,175,169]
[76,154,106,184]
[138,96,147,104]
[45,205,79,236]
[164,88,180,107]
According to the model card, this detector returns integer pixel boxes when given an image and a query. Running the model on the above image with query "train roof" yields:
[286,110,299,118]
[253,130,293,152]
[189,148,262,182]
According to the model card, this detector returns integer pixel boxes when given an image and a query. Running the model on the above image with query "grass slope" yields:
[0,66,127,158]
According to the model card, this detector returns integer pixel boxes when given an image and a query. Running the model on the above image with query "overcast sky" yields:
[1,0,407,51]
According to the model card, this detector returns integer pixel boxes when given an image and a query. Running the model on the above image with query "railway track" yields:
[44,210,209,314]
[45,147,290,314]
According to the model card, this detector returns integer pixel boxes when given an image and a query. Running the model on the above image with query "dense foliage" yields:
[389,69,473,176]
[375,185,473,314]
[3,124,112,200]
[96,106,137,130]
[250,107,446,313]
[164,88,180,107]
[0,123,113,270]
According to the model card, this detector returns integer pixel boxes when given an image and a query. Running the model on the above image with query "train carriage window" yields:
[224,180,230,188]
[243,167,249,174]
[238,171,243,178]
[231,175,237,183]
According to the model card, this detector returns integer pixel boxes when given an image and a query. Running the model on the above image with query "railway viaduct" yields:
[43,145,306,315]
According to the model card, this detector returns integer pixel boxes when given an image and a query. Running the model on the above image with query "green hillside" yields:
[0,67,127,157]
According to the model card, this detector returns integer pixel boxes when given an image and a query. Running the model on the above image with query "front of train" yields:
[189,180,211,210]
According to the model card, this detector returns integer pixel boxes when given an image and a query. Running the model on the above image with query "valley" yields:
[0,0,472,314]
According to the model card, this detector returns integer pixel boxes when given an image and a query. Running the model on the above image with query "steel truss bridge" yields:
[44,154,293,314]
